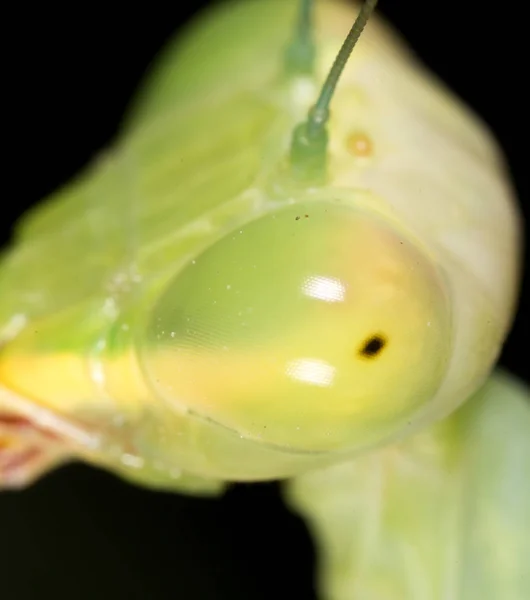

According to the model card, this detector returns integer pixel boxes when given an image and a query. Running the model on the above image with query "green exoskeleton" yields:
[1,0,528,597]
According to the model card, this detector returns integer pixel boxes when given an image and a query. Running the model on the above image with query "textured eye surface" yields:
[140,201,452,453]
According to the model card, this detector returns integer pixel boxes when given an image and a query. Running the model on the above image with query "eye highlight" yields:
[358,334,387,359]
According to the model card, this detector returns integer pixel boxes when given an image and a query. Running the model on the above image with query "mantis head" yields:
[0,0,455,488]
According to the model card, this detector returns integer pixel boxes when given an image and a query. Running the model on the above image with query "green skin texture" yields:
[0,0,528,598]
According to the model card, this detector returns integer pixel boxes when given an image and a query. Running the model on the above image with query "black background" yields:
[1,1,527,599]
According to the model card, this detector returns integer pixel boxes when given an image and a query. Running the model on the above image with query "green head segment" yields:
[288,0,379,183]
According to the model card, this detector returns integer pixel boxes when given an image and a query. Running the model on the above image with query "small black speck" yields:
[359,334,387,358]
[304,214,309,218]
[295,216,300,221]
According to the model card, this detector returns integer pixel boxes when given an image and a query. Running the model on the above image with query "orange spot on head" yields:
[346,131,373,157]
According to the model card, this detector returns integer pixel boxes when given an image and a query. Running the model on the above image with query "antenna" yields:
[284,0,315,76]
[289,0,379,182]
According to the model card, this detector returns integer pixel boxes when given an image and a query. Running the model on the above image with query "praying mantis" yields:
[1,1,528,598]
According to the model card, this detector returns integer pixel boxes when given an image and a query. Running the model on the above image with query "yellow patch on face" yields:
[0,350,148,421]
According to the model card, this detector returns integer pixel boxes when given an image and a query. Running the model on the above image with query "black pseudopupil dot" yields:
[360,335,386,358]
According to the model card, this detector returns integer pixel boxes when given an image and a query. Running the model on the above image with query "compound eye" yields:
[140,201,452,453]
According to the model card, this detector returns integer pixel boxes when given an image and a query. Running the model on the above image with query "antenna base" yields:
[289,119,329,184]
